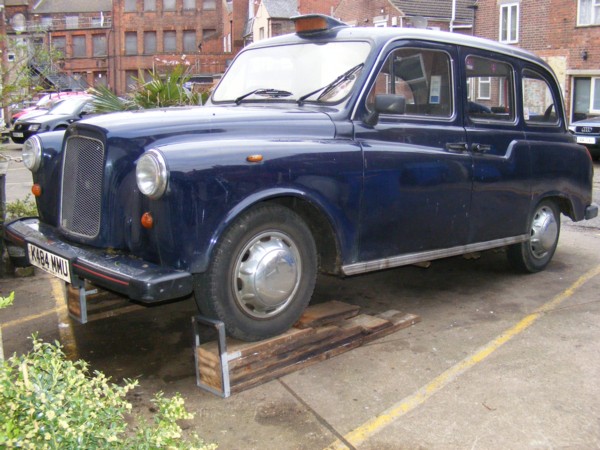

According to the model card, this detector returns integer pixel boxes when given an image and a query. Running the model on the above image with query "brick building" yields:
[1,0,232,97]
[474,0,600,123]
[334,0,475,32]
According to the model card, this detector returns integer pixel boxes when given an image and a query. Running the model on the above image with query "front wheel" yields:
[507,200,560,273]
[194,204,317,341]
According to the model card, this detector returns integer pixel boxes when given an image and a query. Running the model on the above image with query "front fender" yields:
[150,138,363,273]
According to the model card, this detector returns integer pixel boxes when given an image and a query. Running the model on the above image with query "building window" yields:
[163,30,177,52]
[203,28,216,40]
[478,77,491,100]
[66,16,79,29]
[144,0,156,11]
[203,0,216,10]
[183,0,196,10]
[52,36,66,56]
[499,3,519,43]
[163,0,176,10]
[259,27,265,40]
[92,35,107,57]
[144,31,157,54]
[126,70,138,92]
[124,0,137,12]
[94,71,108,87]
[578,0,600,25]
[125,32,138,55]
[72,35,86,57]
[223,33,231,53]
[183,30,197,52]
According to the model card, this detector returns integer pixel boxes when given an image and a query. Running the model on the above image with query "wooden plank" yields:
[231,332,364,393]
[362,312,422,343]
[229,325,362,384]
[340,313,391,334]
[294,300,360,329]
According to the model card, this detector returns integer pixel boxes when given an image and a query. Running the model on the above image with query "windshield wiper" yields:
[234,88,293,105]
[297,63,364,105]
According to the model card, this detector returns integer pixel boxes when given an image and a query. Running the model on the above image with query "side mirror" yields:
[364,94,406,126]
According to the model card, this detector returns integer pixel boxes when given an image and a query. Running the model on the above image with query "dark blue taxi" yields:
[6,15,598,341]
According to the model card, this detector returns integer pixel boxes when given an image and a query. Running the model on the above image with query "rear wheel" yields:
[507,200,560,273]
[194,204,317,341]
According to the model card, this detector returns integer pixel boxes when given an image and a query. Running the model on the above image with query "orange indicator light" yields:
[31,184,42,197]
[141,212,154,229]
[246,154,264,163]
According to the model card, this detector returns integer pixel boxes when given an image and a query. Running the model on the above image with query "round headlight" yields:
[136,149,168,199]
[22,135,42,172]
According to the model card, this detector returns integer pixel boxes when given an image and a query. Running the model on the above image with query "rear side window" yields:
[465,55,515,122]
[367,48,453,118]
[523,69,559,125]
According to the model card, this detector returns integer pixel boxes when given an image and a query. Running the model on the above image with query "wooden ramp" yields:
[194,300,421,397]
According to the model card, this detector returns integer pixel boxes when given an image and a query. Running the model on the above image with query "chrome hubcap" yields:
[233,231,301,318]
[529,206,558,259]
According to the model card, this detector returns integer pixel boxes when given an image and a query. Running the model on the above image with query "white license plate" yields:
[27,243,72,282]
[12,132,23,138]
[577,136,596,144]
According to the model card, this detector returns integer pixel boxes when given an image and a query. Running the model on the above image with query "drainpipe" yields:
[450,0,456,32]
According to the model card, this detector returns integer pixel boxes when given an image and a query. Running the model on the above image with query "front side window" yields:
[366,48,453,118]
[213,42,371,104]
[499,3,519,43]
[466,55,514,122]
[523,70,558,125]
[578,0,600,25]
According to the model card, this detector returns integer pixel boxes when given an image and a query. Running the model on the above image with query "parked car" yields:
[568,117,600,160]
[10,91,86,125]
[10,96,94,144]
[6,15,598,342]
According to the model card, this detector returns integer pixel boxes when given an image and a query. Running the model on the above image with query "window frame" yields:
[499,2,519,44]
[590,77,600,113]
[125,32,138,56]
[72,35,86,58]
[578,0,600,26]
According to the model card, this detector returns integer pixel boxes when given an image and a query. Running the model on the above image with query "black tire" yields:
[194,203,317,341]
[507,200,560,273]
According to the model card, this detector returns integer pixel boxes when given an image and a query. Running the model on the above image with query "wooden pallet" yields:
[194,300,421,397]
[66,283,144,324]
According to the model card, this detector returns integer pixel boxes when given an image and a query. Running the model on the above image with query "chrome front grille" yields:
[61,136,105,238]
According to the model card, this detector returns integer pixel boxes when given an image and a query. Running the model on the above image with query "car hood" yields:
[78,105,337,143]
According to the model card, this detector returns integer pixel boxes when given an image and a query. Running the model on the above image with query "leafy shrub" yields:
[6,195,38,220]
[0,338,217,449]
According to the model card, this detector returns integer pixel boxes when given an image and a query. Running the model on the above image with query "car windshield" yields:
[48,97,89,115]
[212,41,371,104]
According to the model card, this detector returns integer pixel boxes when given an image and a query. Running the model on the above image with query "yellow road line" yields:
[51,279,79,360]
[2,309,56,329]
[325,264,600,450]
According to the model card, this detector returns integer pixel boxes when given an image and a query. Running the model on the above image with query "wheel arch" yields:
[202,190,344,276]
[534,193,576,221]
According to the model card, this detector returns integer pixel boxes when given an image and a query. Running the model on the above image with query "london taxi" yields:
[6,15,597,341]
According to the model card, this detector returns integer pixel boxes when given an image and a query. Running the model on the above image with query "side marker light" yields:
[31,184,42,197]
[141,212,154,229]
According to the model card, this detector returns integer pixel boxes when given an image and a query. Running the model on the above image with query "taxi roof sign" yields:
[292,14,347,34]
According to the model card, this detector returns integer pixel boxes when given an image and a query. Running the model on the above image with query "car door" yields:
[354,41,473,262]
[460,49,531,243]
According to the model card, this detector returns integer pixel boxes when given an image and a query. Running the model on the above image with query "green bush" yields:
[6,195,38,221]
[0,337,217,449]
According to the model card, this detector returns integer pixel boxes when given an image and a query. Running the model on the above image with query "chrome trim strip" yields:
[341,235,529,276]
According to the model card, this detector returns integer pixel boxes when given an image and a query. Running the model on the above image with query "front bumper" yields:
[9,129,34,144]
[586,203,599,220]
[5,218,194,303]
